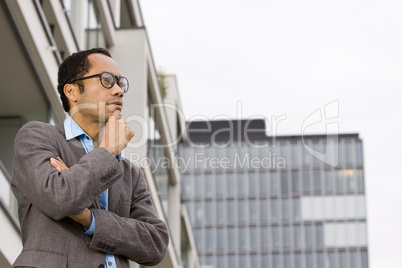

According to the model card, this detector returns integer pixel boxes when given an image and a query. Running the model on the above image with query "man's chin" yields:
[104,111,122,121]
[111,110,122,117]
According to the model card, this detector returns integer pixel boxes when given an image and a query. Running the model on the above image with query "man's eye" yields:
[102,76,112,84]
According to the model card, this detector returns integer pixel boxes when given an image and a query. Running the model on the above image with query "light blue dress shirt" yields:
[64,116,118,268]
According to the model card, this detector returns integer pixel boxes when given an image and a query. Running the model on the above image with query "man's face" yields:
[74,53,125,123]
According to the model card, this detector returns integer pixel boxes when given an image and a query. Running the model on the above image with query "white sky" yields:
[139,0,402,267]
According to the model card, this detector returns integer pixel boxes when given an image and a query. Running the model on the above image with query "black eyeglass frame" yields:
[69,72,129,93]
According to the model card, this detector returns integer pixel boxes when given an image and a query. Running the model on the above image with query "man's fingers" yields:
[50,157,70,171]
[99,115,134,155]
[127,127,135,140]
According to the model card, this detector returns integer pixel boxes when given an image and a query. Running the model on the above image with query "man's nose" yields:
[111,83,124,97]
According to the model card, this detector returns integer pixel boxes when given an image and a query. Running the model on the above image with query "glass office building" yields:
[179,119,369,268]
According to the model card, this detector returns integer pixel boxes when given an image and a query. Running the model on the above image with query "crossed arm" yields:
[50,157,92,228]
[47,152,168,264]
[49,115,134,228]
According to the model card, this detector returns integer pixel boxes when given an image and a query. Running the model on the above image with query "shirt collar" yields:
[64,116,86,140]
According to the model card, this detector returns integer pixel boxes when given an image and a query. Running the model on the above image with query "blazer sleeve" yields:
[11,121,124,220]
[88,165,169,266]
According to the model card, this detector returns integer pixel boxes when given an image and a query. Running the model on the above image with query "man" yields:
[11,48,169,268]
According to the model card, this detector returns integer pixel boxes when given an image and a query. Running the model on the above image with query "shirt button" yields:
[108,262,113,266]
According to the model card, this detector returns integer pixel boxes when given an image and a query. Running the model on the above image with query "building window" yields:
[350,249,358,268]
[302,169,311,194]
[325,169,334,194]
[216,227,225,251]
[313,169,322,193]
[238,226,248,250]
[248,171,257,196]
[238,254,248,267]
[327,251,337,268]
[315,223,324,248]
[291,170,300,194]
[316,251,325,268]
[227,254,237,268]
[272,253,280,267]
[194,201,203,224]
[193,228,203,252]
[305,252,314,268]
[270,199,279,223]
[260,199,268,222]
[271,226,280,249]
[283,253,291,268]
[181,174,193,198]
[260,226,269,249]
[292,198,300,221]
[259,171,268,195]
[356,169,365,193]
[205,200,214,224]
[205,228,215,253]
[194,173,204,197]
[281,198,290,221]
[249,226,258,250]
[339,250,347,268]
[280,170,289,194]
[216,173,224,196]
[227,200,235,223]
[238,199,247,223]
[86,0,106,48]
[294,252,303,268]
[204,173,214,197]
[217,254,225,268]
[304,223,313,248]
[269,171,279,195]
[227,227,236,251]
[249,199,258,222]
[261,254,269,267]
[361,249,369,268]
[226,172,235,197]
[356,141,363,165]
[293,225,303,249]
[282,225,291,249]
[237,173,246,196]
[216,199,225,223]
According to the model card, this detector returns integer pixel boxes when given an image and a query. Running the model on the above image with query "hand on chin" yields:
[111,109,122,119]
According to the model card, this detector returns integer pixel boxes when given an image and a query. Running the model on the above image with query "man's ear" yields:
[64,83,79,103]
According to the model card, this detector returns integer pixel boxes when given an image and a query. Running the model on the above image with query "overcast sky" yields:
[139,0,402,267]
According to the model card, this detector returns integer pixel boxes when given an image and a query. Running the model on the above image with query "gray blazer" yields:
[11,121,169,268]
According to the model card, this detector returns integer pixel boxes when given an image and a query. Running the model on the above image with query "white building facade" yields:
[0,1,200,268]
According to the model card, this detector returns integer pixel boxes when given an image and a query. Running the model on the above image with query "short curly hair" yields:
[57,48,112,112]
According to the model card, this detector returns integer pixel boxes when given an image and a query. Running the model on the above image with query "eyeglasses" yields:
[69,72,129,93]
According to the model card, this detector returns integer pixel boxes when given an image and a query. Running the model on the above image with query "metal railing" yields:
[33,0,63,65]
[0,160,20,230]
